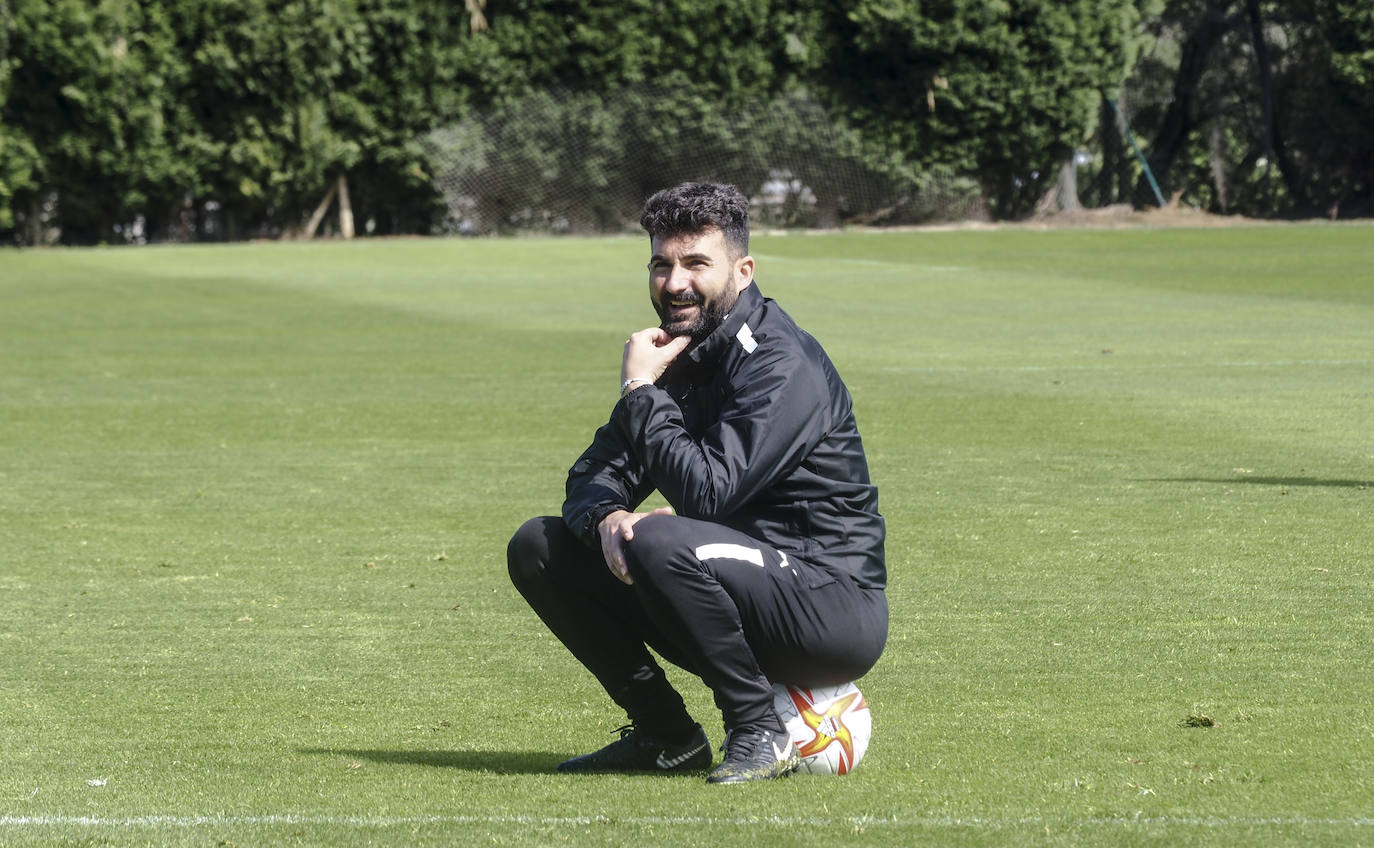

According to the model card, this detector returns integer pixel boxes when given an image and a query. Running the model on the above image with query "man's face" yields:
[648,227,754,341]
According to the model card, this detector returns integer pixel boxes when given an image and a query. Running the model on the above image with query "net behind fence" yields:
[423,87,987,235]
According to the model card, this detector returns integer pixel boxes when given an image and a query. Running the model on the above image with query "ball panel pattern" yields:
[772,682,872,775]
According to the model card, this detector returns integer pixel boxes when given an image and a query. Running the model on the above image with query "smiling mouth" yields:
[665,297,701,313]
[657,293,706,334]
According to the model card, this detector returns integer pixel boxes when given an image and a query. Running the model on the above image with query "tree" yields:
[320,0,475,236]
[2,0,480,242]
[803,0,1149,217]
[477,1,806,110]
[6,0,1368,240]
[1124,0,1239,207]
[0,0,40,236]
[164,0,367,240]
[743,91,923,227]
[3,0,199,243]
[1119,0,1373,217]
[421,1,825,232]
[1282,0,1374,216]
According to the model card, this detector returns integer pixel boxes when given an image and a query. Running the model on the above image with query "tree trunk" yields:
[1244,0,1308,210]
[1209,122,1229,213]
[26,194,42,246]
[464,0,487,33]
[1056,156,1081,212]
[303,182,338,239]
[1136,0,1239,205]
[1095,95,1122,205]
[337,174,354,239]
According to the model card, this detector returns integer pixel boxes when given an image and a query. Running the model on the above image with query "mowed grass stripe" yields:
[5,812,1374,827]
[1,225,1371,848]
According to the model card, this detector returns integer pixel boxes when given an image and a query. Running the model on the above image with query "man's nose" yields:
[663,265,690,292]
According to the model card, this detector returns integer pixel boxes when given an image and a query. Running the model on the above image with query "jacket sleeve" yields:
[561,419,656,548]
[612,340,830,519]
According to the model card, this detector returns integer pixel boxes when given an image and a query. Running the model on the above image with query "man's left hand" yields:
[622,327,690,386]
[598,506,675,584]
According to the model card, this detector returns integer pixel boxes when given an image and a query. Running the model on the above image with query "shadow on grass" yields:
[300,748,562,775]
[1148,476,1371,490]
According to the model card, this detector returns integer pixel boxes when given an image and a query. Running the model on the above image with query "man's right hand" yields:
[621,327,691,387]
[597,507,675,585]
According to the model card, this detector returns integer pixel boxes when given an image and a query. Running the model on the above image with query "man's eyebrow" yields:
[649,251,713,264]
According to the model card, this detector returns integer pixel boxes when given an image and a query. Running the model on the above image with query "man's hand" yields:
[621,327,691,387]
[597,506,675,584]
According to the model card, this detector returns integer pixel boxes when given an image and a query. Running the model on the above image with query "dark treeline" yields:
[1,0,1370,244]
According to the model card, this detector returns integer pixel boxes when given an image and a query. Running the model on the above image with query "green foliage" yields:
[428,89,642,234]
[4,0,193,241]
[479,0,807,108]
[807,0,1147,217]
[1282,0,1374,215]
[1,0,478,242]
[171,0,370,237]
[319,0,478,234]
[425,85,947,234]
[1113,0,1374,217]
[2,0,1371,241]
[0,0,35,230]
[743,91,925,226]
[0,128,38,231]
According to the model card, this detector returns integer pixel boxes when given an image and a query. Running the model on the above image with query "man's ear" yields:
[734,254,755,292]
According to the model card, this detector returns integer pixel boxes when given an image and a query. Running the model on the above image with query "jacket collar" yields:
[685,282,765,369]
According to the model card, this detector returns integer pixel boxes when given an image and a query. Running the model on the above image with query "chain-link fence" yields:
[423,87,987,235]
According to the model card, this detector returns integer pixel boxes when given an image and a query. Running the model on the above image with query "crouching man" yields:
[508,182,887,783]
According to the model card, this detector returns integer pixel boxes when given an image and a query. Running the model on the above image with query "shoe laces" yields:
[721,725,769,759]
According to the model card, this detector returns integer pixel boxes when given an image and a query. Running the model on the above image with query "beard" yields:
[656,285,740,342]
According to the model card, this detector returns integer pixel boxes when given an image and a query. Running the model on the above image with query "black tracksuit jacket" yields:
[562,283,886,590]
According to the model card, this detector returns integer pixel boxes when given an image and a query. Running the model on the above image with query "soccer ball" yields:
[772,681,872,775]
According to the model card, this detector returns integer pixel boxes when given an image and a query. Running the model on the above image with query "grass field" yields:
[1,224,1371,847]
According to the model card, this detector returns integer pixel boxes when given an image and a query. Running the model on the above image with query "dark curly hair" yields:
[639,182,749,258]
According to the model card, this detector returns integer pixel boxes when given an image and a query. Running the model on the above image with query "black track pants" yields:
[507,514,888,732]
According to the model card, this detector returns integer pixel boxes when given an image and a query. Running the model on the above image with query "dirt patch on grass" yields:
[827,201,1276,235]
[1026,202,1267,230]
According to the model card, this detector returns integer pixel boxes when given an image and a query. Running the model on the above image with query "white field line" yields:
[2,813,1372,830]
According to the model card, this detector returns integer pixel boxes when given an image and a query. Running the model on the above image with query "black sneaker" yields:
[706,724,799,784]
[556,723,711,774]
